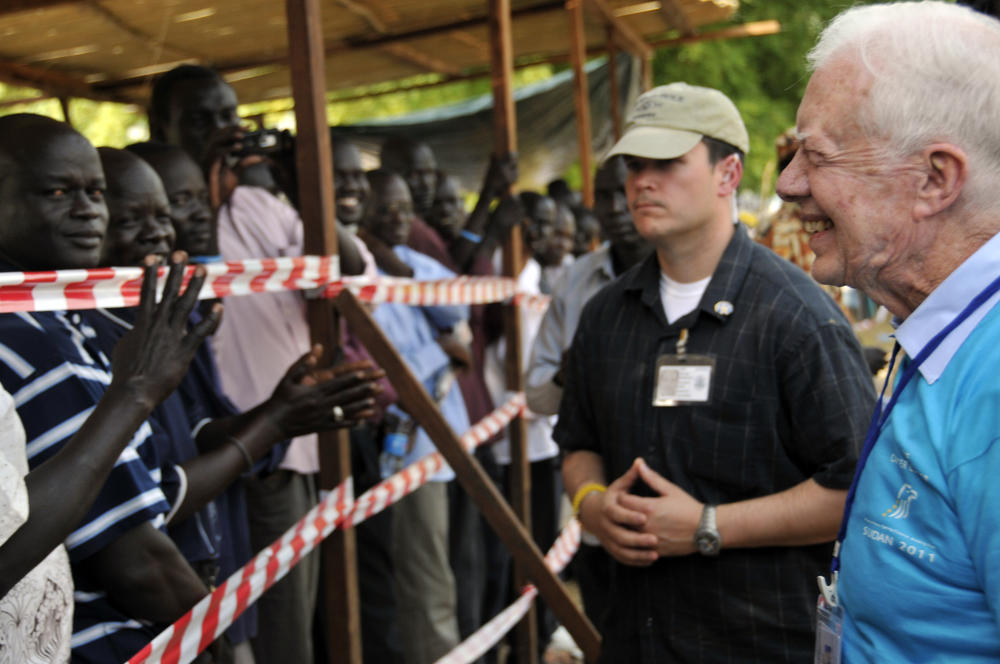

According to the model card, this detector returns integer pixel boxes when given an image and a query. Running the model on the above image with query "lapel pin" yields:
[714,300,734,317]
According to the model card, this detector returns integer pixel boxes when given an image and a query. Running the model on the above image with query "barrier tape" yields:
[0,257,553,313]
[435,519,583,664]
[127,479,353,664]
[127,394,526,664]
[0,256,337,314]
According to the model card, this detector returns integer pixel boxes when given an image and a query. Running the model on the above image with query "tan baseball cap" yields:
[605,82,749,162]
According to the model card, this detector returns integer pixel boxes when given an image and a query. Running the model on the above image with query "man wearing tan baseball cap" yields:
[553,82,874,663]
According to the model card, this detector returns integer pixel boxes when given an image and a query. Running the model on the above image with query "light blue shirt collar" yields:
[895,231,1000,384]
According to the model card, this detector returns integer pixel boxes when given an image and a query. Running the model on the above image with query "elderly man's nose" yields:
[776,151,807,201]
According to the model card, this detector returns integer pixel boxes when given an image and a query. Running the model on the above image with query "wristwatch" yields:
[694,504,721,556]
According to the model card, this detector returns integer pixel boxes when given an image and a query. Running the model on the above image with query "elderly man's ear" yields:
[915,144,967,219]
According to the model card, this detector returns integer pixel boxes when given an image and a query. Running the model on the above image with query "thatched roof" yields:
[0,0,737,106]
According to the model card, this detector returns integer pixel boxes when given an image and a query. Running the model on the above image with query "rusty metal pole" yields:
[284,0,361,663]
[567,0,594,208]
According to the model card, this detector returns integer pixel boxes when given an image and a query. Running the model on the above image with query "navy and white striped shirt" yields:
[0,306,171,660]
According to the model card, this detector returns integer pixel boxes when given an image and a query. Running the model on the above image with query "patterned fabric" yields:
[0,387,73,663]
[554,229,875,663]
[0,299,170,661]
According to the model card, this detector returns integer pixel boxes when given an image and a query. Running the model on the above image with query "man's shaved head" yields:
[98,147,174,267]
[0,113,108,270]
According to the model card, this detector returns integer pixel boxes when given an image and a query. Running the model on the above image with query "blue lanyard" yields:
[831,272,1000,574]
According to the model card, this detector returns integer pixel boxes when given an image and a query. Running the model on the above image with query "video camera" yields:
[238,128,295,157]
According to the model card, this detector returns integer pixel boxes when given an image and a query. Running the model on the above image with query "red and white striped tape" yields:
[435,518,583,664]
[127,394,526,664]
[0,256,338,314]
[127,479,353,664]
[0,257,553,312]
[344,393,525,528]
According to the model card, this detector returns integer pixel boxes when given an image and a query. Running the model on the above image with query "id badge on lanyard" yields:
[652,328,715,407]
[814,595,844,664]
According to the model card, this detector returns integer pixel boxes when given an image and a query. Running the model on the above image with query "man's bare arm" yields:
[78,522,208,624]
[620,459,847,556]
[0,256,220,599]
[718,478,847,548]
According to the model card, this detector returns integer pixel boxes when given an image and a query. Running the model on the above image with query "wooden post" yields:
[335,290,602,663]
[59,96,71,126]
[641,51,653,92]
[607,28,622,141]
[567,0,594,208]
[285,1,361,663]
[488,0,536,660]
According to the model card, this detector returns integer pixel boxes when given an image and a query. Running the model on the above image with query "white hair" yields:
[809,2,1000,214]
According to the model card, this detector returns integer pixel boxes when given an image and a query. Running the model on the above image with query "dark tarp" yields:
[330,56,638,193]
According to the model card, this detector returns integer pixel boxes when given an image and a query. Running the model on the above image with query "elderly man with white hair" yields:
[778,2,1000,662]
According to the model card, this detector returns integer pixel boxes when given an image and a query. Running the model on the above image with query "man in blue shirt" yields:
[777,3,1000,661]
[361,169,471,664]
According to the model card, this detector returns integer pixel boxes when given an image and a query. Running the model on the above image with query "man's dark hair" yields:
[702,136,745,167]
[148,64,225,127]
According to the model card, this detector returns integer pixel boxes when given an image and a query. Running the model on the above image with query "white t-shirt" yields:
[0,387,73,662]
[660,272,711,324]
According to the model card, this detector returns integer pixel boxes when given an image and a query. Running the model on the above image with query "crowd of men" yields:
[3,2,1000,663]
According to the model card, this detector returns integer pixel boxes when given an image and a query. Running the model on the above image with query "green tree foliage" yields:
[0,82,147,147]
[653,0,877,200]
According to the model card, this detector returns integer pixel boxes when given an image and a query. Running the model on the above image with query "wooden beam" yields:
[334,0,389,32]
[380,42,463,77]
[568,0,594,207]
[334,290,602,663]
[583,0,651,58]
[284,2,360,664]
[0,94,53,109]
[58,96,71,126]
[606,28,621,141]
[488,0,537,659]
[657,0,695,37]
[0,0,82,16]
[0,60,128,103]
[653,20,782,48]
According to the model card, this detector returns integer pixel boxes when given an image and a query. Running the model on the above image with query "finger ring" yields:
[332,405,345,422]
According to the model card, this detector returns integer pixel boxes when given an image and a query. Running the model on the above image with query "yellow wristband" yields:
[572,482,607,515]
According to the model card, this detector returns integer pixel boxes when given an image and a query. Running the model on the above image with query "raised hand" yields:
[111,251,222,408]
[481,152,518,201]
[264,345,386,438]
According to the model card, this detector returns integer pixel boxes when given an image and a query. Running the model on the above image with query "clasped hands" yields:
[577,458,705,566]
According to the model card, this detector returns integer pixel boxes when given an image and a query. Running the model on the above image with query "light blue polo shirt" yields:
[839,231,1000,662]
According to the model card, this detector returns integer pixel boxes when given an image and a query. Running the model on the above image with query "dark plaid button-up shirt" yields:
[554,227,876,664]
